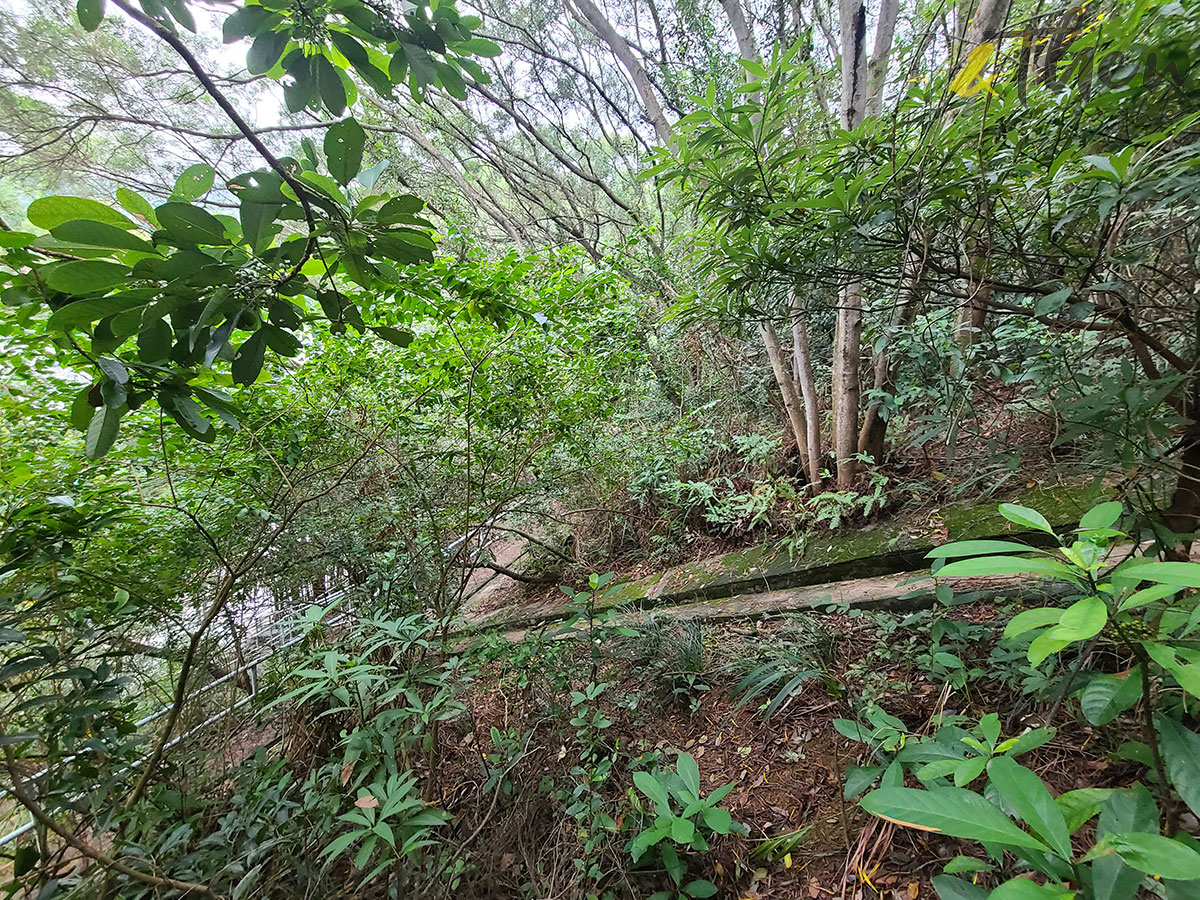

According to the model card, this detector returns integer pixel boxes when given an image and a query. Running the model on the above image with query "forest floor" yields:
[441,602,1132,900]
[430,478,1152,898]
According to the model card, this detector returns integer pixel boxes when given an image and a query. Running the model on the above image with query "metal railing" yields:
[0,586,350,848]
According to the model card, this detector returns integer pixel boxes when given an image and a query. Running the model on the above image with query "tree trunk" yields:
[858,248,925,461]
[831,0,869,490]
[956,197,992,347]
[721,0,762,62]
[965,0,1014,47]
[865,0,900,117]
[838,0,869,130]
[760,321,814,484]
[791,296,823,486]
[832,282,863,489]
[568,0,672,143]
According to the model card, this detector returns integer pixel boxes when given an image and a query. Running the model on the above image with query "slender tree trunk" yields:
[831,0,869,490]
[721,0,762,61]
[865,0,900,117]
[956,197,993,347]
[858,248,925,461]
[791,298,823,486]
[568,0,672,143]
[832,282,864,488]
[760,321,814,483]
[952,0,1011,344]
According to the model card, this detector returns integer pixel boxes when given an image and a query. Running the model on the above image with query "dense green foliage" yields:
[4,0,1200,896]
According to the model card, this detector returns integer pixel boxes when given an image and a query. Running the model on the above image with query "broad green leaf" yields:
[670,816,695,843]
[701,806,732,833]
[316,55,348,116]
[173,164,216,201]
[223,4,275,42]
[1004,608,1064,638]
[48,295,149,330]
[116,188,157,225]
[357,160,388,190]
[927,540,1037,558]
[989,878,1072,900]
[85,404,122,460]
[247,29,288,75]
[1119,583,1180,611]
[455,37,502,57]
[985,756,1072,859]
[232,330,266,385]
[378,195,424,222]
[77,0,105,31]
[1028,631,1073,665]
[160,391,214,442]
[935,557,1079,581]
[372,326,413,348]
[998,503,1054,534]
[138,319,173,362]
[943,856,992,874]
[325,117,367,186]
[0,231,34,248]
[97,357,129,384]
[1079,674,1141,726]
[999,727,1055,757]
[1094,785,1159,900]
[683,880,718,898]
[1048,595,1107,642]
[1055,788,1113,834]
[633,771,670,809]
[50,220,152,252]
[156,202,228,244]
[1080,501,1123,530]
[860,787,1050,851]
[28,196,135,230]
[1155,715,1200,819]
[1123,562,1200,589]
[676,753,700,799]
[1093,833,1200,880]
[931,875,988,900]
[844,765,883,797]
[44,260,129,294]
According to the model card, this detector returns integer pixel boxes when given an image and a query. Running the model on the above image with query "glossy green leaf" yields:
[325,117,367,186]
[247,29,288,75]
[232,330,267,385]
[156,202,228,244]
[44,260,129,294]
[1048,595,1107,642]
[173,164,216,202]
[927,540,1037,558]
[1093,833,1200,880]
[985,756,1072,859]
[1156,715,1200,819]
[935,556,1079,580]
[77,0,105,31]
[85,404,122,460]
[931,875,989,900]
[28,196,135,230]
[1080,501,1123,530]
[50,220,152,252]
[998,503,1055,534]
[1004,608,1063,638]
[223,4,275,42]
[860,787,1050,850]
[988,878,1072,900]
[1079,674,1141,726]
